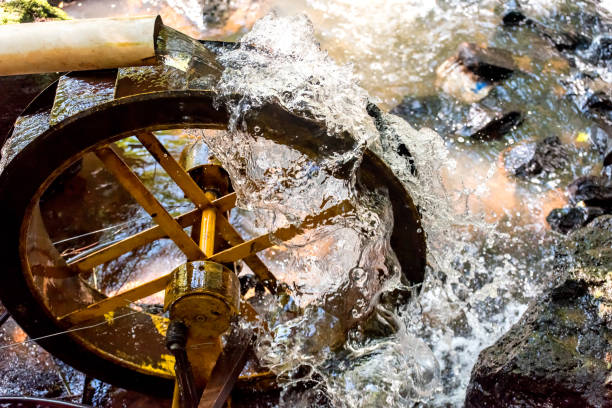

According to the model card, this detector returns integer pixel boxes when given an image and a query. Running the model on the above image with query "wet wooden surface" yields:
[0,74,59,146]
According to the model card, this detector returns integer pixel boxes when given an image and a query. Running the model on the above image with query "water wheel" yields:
[0,43,426,405]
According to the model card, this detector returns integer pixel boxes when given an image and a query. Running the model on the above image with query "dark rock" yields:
[503,136,568,178]
[499,2,592,53]
[546,174,612,234]
[563,75,611,124]
[583,34,612,65]
[460,105,522,141]
[390,94,466,137]
[547,206,587,234]
[586,91,612,112]
[540,27,591,52]
[472,111,522,141]
[500,0,526,26]
[524,136,568,172]
[568,215,612,282]
[466,277,611,407]
[457,42,517,82]
[568,175,612,211]
[467,216,612,407]
[435,42,518,104]
[546,206,603,234]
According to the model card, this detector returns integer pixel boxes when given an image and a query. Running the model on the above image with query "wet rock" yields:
[500,0,526,27]
[588,123,612,166]
[466,216,612,407]
[569,215,612,284]
[457,42,517,82]
[460,105,522,141]
[546,174,612,234]
[367,102,417,177]
[540,27,591,53]
[468,215,612,406]
[436,43,517,103]
[466,282,612,408]
[390,93,466,138]
[503,136,568,178]
[499,1,592,52]
[535,136,569,173]
[546,206,603,234]
[436,57,493,104]
[545,171,612,234]
[582,34,612,65]
[568,175,612,211]
[586,93,612,116]
[564,75,611,124]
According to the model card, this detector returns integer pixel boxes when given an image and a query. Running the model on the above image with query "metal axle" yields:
[165,147,244,408]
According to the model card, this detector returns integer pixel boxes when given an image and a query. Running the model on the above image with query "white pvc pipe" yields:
[0,16,162,76]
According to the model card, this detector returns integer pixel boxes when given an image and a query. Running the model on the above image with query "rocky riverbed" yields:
[466,216,612,407]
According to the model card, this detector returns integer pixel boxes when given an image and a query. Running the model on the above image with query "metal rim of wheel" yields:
[0,78,426,396]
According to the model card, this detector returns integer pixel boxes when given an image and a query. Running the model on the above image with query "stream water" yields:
[172,2,608,406]
[1,0,611,407]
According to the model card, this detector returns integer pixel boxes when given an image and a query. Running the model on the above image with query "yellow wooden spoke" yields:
[68,193,237,271]
[135,132,282,291]
[136,132,215,209]
[60,200,351,325]
[95,145,204,261]
[59,274,172,325]
[210,200,352,264]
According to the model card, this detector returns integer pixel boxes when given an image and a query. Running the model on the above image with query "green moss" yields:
[0,0,69,25]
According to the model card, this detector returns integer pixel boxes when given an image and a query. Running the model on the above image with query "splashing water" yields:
[185,10,568,407]
[187,15,401,324]
[204,14,381,223]
[172,13,466,407]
